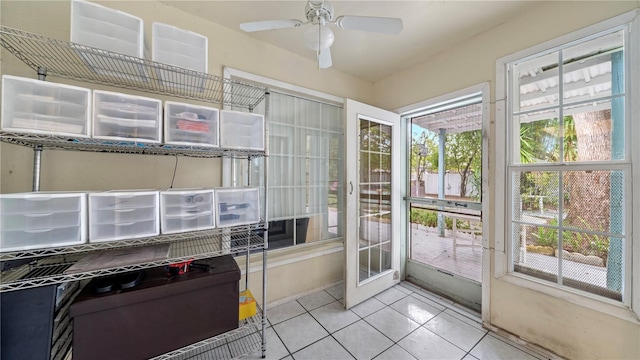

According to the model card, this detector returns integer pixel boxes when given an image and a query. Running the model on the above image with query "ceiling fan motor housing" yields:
[306,1,334,25]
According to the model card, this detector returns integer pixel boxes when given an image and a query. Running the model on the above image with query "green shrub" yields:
[410,209,453,230]
[533,225,557,249]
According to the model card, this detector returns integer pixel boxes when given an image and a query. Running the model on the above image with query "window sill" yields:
[234,238,344,272]
[496,271,640,324]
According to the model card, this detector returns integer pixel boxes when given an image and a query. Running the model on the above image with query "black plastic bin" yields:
[1,285,57,360]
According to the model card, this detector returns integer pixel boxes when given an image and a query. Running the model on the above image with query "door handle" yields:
[349,181,354,195]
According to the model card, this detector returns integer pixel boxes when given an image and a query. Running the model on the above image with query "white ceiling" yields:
[160,0,540,83]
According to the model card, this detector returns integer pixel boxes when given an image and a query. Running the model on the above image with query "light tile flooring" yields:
[242,281,551,360]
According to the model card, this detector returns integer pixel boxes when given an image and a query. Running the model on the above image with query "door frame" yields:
[344,99,402,309]
[396,82,490,322]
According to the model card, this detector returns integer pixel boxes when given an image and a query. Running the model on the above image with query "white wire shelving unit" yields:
[0,25,270,359]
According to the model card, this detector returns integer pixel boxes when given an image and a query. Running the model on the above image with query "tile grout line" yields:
[309,288,415,360]
[272,298,316,359]
[461,328,491,360]
[293,295,359,360]
[382,289,486,360]
[361,290,425,359]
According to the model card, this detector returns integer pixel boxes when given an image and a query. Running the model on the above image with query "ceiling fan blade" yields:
[335,15,403,35]
[318,47,332,69]
[240,19,303,32]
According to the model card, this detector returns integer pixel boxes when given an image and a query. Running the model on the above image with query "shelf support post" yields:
[245,155,252,292]
[37,67,47,81]
[32,67,47,191]
[32,145,43,192]
[261,90,270,359]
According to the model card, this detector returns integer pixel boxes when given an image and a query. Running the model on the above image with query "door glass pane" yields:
[358,118,392,284]
[370,245,381,277]
[360,151,370,184]
[410,102,482,201]
[359,248,370,281]
[381,241,391,273]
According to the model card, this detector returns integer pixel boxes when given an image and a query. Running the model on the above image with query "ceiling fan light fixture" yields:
[303,25,334,51]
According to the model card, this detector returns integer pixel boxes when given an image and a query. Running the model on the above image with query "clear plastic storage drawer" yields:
[88,191,160,242]
[219,110,264,151]
[0,192,87,252]
[70,0,145,78]
[164,102,219,147]
[71,0,143,58]
[214,188,260,228]
[93,90,162,143]
[160,189,215,234]
[1,75,91,137]
[152,23,208,88]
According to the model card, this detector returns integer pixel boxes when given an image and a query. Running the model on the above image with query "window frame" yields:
[495,10,640,321]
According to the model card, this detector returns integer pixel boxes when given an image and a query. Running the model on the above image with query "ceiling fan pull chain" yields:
[317,22,321,70]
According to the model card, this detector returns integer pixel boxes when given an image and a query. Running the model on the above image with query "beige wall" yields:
[237,241,344,305]
[374,1,640,359]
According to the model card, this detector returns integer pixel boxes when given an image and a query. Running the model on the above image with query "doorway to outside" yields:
[402,85,488,312]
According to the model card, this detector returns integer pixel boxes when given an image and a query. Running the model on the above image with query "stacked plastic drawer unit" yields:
[214,188,260,227]
[0,192,87,252]
[88,191,159,242]
[164,102,219,147]
[160,189,215,234]
[70,0,145,78]
[1,75,91,137]
[152,23,208,89]
[93,90,162,143]
[219,110,265,151]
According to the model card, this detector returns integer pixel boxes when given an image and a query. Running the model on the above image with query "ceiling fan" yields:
[239,0,403,69]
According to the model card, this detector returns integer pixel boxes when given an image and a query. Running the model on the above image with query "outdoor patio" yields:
[410,223,482,283]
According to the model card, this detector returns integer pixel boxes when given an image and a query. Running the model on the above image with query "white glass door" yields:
[344,99,401,309]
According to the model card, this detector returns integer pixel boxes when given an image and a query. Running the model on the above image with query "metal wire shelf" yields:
[0,230,266,292]
[0,26,267,110]
[1,25,269,358]
[0,131,266,158]
[0,223,266,261]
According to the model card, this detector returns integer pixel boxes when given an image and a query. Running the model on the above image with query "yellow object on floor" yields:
[239,289,257,320]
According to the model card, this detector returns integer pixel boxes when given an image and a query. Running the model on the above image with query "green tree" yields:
[519,118,559,164]
[445,130,481,197]
[519,118,561,207]
[411,129,438,184]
